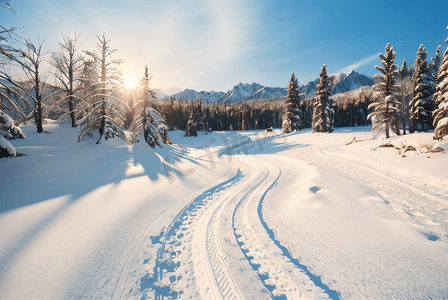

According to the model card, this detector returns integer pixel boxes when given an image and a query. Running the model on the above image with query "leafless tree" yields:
[77,34,125,143]
[0,39,62,133]
[50,32,85,127]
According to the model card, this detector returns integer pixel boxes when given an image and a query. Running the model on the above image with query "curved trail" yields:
[136,136,336,299]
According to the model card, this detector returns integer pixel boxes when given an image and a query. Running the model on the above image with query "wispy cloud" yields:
[333,53,379,75]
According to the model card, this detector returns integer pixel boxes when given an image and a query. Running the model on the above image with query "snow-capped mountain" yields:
[228,86,287,102]
[298,71,375,97]
[170,89,225,102]
[153,87,182,99]
[329,71,375,94]
[217,82,265,103]
[168,71,374,103]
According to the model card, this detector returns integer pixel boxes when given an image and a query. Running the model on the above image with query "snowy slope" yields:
[1,123,448,299]
[243,86,287,101]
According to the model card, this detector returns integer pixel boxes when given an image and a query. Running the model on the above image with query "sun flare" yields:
[123,75,136,89]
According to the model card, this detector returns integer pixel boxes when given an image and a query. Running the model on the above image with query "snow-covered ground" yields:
[1,122,448,299]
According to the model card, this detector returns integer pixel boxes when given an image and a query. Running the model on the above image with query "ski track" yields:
[116,134,448,300]
[138,137,337,299]
[231,154,333,300]
[317,146,448,242]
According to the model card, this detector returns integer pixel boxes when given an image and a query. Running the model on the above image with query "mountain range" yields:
[158,71,374,103]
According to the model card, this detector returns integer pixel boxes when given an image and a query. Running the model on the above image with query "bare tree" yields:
[0,1,18,46]
[0,39,61,133]
[77,34,124,143]
[50,32,85,127]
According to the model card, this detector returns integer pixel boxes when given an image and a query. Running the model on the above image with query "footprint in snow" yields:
[309,186,321,193]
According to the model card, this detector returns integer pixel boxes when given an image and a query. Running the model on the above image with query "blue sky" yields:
[1,0,448,92]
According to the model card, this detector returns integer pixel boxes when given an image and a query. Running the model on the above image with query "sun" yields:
[123,74,136,89]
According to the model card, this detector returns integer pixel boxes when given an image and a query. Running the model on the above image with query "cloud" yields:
[334,53,379,75]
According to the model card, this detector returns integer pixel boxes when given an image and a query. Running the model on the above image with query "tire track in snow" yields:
[231,154,337,299]
[138,170,245,299]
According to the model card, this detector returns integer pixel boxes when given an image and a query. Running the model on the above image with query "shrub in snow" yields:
[0,110,25,158]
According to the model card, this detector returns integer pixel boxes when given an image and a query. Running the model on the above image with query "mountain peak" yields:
[168,71,374,104]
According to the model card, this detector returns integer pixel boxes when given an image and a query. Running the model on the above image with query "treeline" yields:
[160,89,374,133]
[161,98,283,131]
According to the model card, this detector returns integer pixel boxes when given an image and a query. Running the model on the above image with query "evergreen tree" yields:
[312,64,333,133]
[368,43,401,138]
[399,59,412,80]
[397,59,413,134]
[433,27,448,140]
[185,114,198,137]
[283,72,302,133]
[409,44,436,132]
[129,66,166,148]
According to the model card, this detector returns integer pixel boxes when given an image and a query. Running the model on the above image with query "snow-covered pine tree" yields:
[397,59,413,135]
[185,114,198,137]
[368,43,401,139]
[129,66,168,148]
[399,59,412,80]
[433,27,448,140]
[409,45,436,132]
[431,46,442,77]
[283,72,302,134]
[312,64,333,133]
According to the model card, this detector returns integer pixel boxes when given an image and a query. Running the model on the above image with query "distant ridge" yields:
[166,71,374,103]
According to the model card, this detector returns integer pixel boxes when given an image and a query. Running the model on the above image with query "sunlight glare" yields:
[124,75,136,89]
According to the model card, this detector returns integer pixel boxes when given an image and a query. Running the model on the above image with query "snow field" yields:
[1,123,448,299]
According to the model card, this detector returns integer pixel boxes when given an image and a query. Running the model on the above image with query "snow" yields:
[0,135,15,156]
[1,123,448,299]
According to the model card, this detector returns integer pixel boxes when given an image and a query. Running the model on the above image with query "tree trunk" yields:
[386,102,390,138]
[36,99,43,133]
[69,94,76,127]
[402,114,407,135]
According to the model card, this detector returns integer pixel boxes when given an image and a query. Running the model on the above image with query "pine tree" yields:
[409,45,436,132]
[433,27,448,140]
[129,66,166,148]
[397,59,413,134]
[399,59,412,80]
[368,43,401,138]
[283,72,302,133]
[312,64,333,133]
[185,114,198,137]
